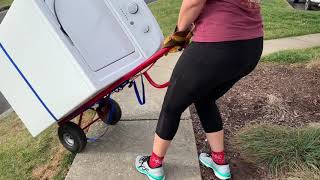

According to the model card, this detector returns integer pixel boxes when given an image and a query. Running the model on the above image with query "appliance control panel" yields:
[128,3,139,14]
[106,0,163,58]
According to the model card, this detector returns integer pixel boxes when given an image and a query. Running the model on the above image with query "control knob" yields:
[128,3,139,14]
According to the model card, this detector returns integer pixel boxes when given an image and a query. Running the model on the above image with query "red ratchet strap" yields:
[143,71,170,89]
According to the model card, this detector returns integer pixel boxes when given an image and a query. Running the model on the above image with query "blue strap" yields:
[133,76,146,105]
[0,43,58,121]
[87,126,109,142]
[87,137,98,142]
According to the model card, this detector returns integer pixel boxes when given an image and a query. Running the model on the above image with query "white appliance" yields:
[0,0,163,136]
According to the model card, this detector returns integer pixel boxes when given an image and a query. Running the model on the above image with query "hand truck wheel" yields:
[58,122,87,153]
[97,98,122,125]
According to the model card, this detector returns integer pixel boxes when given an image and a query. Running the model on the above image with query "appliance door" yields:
[53,0,136,72]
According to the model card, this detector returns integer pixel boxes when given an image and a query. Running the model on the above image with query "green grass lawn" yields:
[0,0,11,9]
[262,46,320,63]
[0,113,74,180]
[262,0,320,39]
[149,0,320,39]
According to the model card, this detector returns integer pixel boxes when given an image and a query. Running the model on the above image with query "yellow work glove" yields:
[163,26,193,53]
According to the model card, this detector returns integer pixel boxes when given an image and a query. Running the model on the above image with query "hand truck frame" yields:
[57,47,172,153]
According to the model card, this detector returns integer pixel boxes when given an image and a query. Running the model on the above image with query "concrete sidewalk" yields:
[67,121,201,180]
[0,10,12,117]
[67,33,320,180]
[263,33,320,56]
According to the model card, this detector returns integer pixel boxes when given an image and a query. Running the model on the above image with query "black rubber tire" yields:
[107,99,122,125]
[97,98,122,125]
[293,0,299,3]
[58,122,87,153]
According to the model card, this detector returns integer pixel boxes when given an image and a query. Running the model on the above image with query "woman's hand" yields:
[177,0,207,31]
[162,0,206,53]
[163,26,193,52]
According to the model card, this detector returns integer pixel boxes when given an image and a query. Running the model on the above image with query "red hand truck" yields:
[57,48,172,153]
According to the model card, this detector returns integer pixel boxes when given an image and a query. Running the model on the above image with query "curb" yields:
[0,5,10,12]
[0,108,14,120]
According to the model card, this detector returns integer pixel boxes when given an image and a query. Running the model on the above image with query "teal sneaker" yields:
[135,155,165,180]
[199,153,231,180]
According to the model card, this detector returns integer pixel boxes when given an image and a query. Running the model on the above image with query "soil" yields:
[190,63,320,180]
[32,145,66,180]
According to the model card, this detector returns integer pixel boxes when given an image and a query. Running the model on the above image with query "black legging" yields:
[156,37,263,140]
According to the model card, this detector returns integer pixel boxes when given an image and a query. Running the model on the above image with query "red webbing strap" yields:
[143,71,170,89]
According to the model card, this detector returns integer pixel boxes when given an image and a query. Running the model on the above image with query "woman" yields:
[135,0,263,179]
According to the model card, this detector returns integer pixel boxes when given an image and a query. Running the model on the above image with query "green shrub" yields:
[233,124,320,175]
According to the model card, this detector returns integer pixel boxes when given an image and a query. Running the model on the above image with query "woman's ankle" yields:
[211,151,226,165]
[149,152,164,168]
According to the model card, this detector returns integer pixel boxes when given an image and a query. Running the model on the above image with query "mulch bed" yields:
[190,63,320,180]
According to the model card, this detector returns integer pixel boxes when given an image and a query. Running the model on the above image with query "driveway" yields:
[288,0,306,10]
[288,0,320,10]
[0,10,11,115]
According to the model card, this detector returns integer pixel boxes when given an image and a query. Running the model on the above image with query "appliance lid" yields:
[54,0,135,72]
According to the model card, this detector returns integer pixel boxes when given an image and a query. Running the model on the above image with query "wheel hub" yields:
[63,133,75,146]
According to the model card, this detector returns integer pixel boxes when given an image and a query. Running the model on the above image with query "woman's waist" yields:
[192,27,264,43]
[193,20,263,41]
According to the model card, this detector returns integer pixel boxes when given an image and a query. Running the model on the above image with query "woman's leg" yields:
[140,42,224,170]
[195,99,225,151]
[201,79,240,146]
[152,134,171,157]
[151,38,263,164]
[151,41,231,158]
[195,79,238,166]
[206,131,224,152]
[195,99,226,165]
[195,38,263,179]
[135,43,207,179]
[151,44,205,159]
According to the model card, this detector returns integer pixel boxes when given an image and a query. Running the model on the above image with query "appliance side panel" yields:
[0,45,55,137]
[0,0,95,135]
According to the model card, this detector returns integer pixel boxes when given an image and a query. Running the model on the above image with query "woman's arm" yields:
[177,0,207,31]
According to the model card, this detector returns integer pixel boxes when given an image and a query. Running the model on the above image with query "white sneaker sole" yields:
[136,166,166,180]
[199,158,231,180]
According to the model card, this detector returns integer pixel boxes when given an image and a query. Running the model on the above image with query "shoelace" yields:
[138,156,150,172]
[139,156,149,163]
